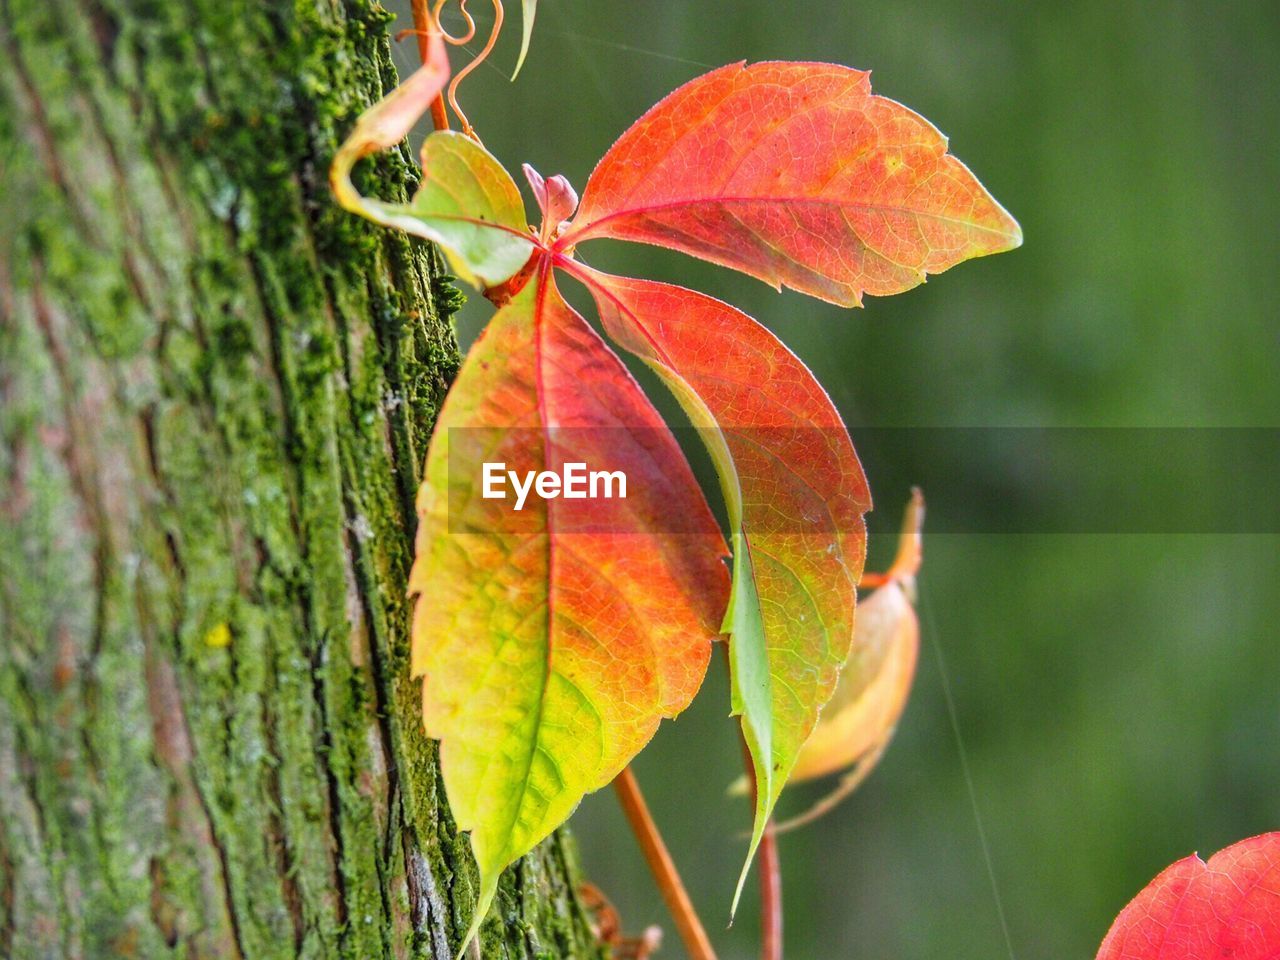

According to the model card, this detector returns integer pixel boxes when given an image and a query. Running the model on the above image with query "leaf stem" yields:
[612,767,718,960]
[759,826,783,960]
[410,0,450,129]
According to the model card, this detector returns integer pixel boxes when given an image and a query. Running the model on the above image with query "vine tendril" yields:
[431,0,477,45]
[398,0,503,138]
[441,0,504,140]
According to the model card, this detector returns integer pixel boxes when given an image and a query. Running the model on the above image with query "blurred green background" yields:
[387,2,1279,957]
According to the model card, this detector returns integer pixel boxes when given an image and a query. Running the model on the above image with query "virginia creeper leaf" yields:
[330,30,449,179]
[332,45,535,290]
[1096,833,1280,960]
[573,265,870,913]
[718,490,926,835]
[371,131,536,288]
[565,61,1022,306]
[408,268,730,952]
[793,577,919,784]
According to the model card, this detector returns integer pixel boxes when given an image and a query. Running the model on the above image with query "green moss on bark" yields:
[0,1,603,957]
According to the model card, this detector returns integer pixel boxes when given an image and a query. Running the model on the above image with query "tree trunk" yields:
[0,2,604,958]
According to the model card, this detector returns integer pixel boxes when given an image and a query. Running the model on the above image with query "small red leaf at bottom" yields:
[1096,832,1280,960]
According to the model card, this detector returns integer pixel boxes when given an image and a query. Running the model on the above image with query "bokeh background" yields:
[388,2,1279,957]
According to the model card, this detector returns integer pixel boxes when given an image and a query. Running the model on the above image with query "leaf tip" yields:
[986,200,1024,253]
[729,782,772,923]
[998,211,1024,252]
[728,832,760,922]
[511,0,537,80]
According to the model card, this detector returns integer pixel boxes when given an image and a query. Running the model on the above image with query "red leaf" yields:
[570,263,869,908]
[563,61,1021,306]
[1096,833,1280,960]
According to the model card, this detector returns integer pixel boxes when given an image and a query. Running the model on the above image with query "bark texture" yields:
[0,2,604,958]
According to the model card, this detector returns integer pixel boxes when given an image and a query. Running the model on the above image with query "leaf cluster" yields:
[332,29,1019,955]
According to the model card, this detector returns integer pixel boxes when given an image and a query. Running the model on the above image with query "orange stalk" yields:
[758,818,783,960]
[738,735,783,960]
[719,640,783,960]
[410,0,450,129]
[612,767,718,960]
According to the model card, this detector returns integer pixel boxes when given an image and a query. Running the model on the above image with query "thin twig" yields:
[758,827,782,960]
[410,0,450,129]
[771,744,886,835]
[738,736,783,960]
[612,767,718,960]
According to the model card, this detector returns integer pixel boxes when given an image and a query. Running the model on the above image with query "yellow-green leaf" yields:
[409,269,729,954]
[364,132,536,288]
[753,491,924,835]
[330,33,536,290]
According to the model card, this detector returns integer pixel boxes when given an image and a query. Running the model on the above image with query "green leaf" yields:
[512,0,538,80]
[365,132,536,289]
[330,40,535,291]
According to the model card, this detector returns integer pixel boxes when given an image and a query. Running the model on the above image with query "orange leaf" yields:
[563,61,1021,306]
[335,30,449,155]
[408,265,729,951]
[738,491,926,835]
[789,492,922,785]
[571,264,869,911]
[1096,833,1280,960]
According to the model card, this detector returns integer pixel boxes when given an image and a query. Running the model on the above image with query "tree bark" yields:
[0,2,604,958]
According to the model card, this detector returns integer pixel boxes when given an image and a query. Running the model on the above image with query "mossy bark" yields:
[0,2,605,958]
